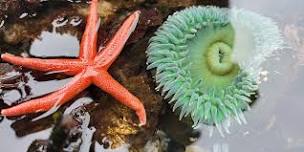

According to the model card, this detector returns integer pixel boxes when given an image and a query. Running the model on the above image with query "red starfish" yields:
[0,0,146,125]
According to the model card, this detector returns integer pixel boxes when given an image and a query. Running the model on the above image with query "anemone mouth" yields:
[146,6,283,129]
[188,22,240,89]
[206,42,235,76]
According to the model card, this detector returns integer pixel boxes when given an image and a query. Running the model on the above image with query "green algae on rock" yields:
[146,6,283,132]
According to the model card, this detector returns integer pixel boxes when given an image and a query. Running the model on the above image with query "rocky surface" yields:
[0,0,228,151]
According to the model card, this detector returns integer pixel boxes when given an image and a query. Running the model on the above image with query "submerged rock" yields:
[0,1,164,151]
[0,0,230,151]
[0,63,26,110]
[26,107,93,152]
[47,107,93,152]
[0,0,41,19]
[90,37,163,150]
[0,63,22,88]
[27,140,48,152]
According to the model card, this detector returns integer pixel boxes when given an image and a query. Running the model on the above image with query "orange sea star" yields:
[0,0,146,125]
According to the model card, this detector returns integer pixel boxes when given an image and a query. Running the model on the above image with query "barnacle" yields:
[146,6,283,130]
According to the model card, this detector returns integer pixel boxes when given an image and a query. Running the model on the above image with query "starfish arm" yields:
[1,53,84,75]
[94,11,140,69]
[93,70,146,125]
[1,71,91,116]
[79,0,99,62]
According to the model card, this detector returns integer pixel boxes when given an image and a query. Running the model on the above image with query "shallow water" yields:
[0,119,52,152]
[0,28,77,152]
[0,0,304,152]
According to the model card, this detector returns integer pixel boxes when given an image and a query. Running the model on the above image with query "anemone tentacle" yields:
[146,6,283,129]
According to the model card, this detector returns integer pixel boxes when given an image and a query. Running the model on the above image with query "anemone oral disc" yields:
[146,6,284,128]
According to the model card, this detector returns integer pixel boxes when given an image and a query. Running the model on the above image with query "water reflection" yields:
[0,14,81,151]
[0,119,51,152]
[1,71,70,106]
[29,31,79,57]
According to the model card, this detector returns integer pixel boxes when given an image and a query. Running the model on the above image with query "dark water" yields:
[0,0,304,152]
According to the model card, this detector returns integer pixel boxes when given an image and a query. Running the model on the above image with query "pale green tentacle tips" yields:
[146,6,283,131]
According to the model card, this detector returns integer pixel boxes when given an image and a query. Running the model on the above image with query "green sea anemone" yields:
[146,6,283,131]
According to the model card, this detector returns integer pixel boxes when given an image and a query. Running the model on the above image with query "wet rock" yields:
[157,0,229,8]
[3,24,28,44]
[78,1,116,24]
[0,5,84,47]
[77,0,146,22]
[127,8,163,44]
[157,0,198,8]
[0,63,32,108]
[27,140,48,152]
[108,0,146,9]
[0,63,13,73]
[47,107,93,152]
[11,114,55,137]
[0,63,25,108]
[143,130,170,152]
[0,63,19,81]
[90,37,163,150]
[0,2,162,150]
[159,109,200,151]
[0,0,41,21]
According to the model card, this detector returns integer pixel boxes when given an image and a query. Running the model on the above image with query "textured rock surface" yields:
[0,0,228,151]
